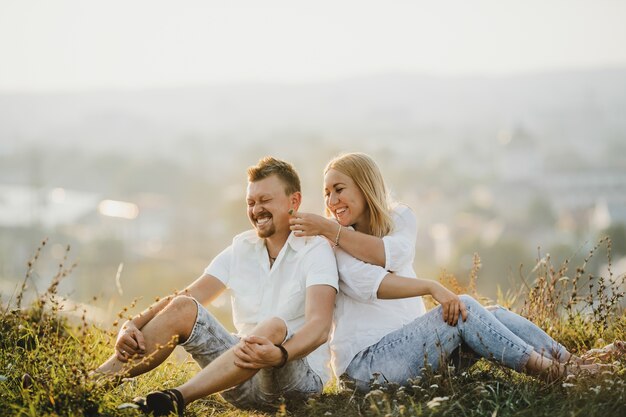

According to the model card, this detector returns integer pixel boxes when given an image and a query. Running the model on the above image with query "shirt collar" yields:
[286,231,306,252]
[242,230,305,252]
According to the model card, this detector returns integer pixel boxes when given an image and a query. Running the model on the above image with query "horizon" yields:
[1,65,625,95]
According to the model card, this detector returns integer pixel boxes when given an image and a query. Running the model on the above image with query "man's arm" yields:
[233,284,336,368]
[115,274,226,362]
[282,284,336,359]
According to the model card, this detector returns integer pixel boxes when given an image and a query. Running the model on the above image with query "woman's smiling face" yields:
[324,168,370,233]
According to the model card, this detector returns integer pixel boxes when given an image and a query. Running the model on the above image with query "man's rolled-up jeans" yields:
[179,299,322,409]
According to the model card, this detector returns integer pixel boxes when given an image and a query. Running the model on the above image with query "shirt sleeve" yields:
[382,205,417,272]
[302,239,339,291]
[335,247,389,302]
[203,245,233,286]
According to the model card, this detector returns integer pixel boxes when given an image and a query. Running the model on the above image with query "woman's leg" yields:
[344,305,463,391]
[486,305,575,363]
[344,295,603,391]
[455,296,606,377]
[486,306,626,364]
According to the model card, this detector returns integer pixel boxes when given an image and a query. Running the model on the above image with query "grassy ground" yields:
[1,240,625,417]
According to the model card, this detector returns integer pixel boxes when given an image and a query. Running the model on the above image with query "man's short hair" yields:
[247,156,301,195]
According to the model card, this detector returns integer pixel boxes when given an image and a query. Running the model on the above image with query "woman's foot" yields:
[581,340,626,364]
[557,361,616,380]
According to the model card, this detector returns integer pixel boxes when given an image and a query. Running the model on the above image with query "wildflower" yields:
[426,396,449,409]
[408,376,422,384]
[429,384,439,389]
[364,389,384,399]
[562,383,575,388]
[590,386,601,394]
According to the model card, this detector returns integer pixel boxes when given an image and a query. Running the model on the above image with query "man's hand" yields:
[115,322,146,362]
[232,336,284,369]
[429,282,468,326]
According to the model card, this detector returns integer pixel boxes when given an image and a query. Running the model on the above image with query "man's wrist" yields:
[273,344,289,368]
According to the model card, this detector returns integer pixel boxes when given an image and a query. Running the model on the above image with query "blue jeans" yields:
[179,300,322,409]
[343,295,562,392]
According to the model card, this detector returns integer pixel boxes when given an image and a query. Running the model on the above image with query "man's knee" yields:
[165,294,196,313]
[160,295,197,335]
[259,317,288,344]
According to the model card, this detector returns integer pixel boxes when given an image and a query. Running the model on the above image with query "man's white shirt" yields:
[205,230,338,384]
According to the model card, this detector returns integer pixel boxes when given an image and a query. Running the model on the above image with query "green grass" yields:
[1,240,625,417]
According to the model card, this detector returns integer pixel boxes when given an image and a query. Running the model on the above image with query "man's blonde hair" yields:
[247,156,301,195]
[324,152,393,237]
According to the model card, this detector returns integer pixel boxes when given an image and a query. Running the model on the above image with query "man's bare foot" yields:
[581,340,626,364]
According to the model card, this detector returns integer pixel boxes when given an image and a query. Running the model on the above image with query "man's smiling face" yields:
[246,174,295,238]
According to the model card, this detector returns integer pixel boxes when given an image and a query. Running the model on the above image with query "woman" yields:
[290,152,619,391]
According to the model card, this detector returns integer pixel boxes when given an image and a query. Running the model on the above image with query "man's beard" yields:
[253,212,276,238]
[256,224,275,238]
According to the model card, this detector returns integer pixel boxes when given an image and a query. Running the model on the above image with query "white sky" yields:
[1,0,626,92]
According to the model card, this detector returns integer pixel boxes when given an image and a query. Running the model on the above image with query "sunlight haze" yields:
[1,0,626,92]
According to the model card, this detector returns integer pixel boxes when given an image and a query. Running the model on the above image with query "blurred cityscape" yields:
[1,68,626,326]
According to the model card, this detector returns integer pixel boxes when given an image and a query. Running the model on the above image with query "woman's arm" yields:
[377,273,467,326]
[289,211,387,266]
[335,246,466,326]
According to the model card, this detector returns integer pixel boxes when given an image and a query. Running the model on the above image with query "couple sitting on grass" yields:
[95,153,623,416]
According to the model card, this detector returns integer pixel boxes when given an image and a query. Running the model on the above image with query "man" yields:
[95,157,338,415]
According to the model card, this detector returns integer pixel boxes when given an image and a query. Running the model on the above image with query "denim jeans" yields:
[343,295,539,392]
[487,304,569,361]
[179,300,322,409]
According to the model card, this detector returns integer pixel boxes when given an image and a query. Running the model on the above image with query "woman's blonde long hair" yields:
[324,152,394,238]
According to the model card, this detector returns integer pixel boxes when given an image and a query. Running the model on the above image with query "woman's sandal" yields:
[581,340,626,363]
[560,362,617,379]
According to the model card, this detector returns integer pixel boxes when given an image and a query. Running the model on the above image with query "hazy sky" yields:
[1,0,626,92]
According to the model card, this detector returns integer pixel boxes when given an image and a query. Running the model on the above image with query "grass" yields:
[1,239,625,417]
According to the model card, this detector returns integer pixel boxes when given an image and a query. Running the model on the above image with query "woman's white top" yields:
[330,204,427,377]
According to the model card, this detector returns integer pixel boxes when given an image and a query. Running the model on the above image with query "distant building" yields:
[0,185,99,229]
[497,126,543,183]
